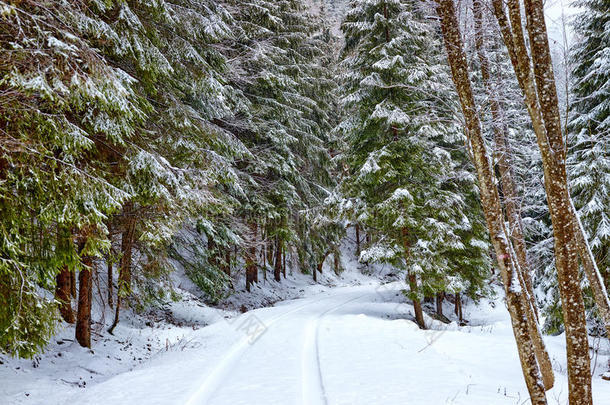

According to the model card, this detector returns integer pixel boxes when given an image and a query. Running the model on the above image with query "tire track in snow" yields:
[185,293,346,405]
[301,294,368,405]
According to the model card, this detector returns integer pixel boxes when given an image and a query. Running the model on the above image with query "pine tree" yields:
[336,0,489,327]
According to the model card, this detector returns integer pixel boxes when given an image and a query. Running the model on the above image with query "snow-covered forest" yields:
[0,0,609,403]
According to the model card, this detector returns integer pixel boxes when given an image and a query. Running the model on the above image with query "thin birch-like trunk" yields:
[435,1,546,401]
[473,0,553,389]
[491,1,594,401]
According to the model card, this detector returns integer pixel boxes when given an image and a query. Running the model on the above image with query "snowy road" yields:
[185,290,367,405]
[56,283,610,405]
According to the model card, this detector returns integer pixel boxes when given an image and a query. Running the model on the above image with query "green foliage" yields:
[335,0,490,297]
[0,272,58,359]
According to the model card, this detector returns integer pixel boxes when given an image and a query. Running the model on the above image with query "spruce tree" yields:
[336,0,489,323]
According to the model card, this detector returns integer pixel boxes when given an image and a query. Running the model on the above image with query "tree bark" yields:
[76,253,93,348]
[435,1,547,401]
[473,0,553,389]
[455,293,463,324]
[316,251,331,282]
[55,266,74,323]
[274,236,282,282]
[333,251,339,274]
[108,203,136,334]
[408,272,425,329]
[118,202,136,292]
[436,292,444,317]
[282,248,286,278]
[246,222,258,292]
[107,259,113,309]
[70,270,76,298]
[355,223,361,258]
[492,1,593,401]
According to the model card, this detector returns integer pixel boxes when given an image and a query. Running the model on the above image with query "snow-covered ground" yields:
[2,272,609,404]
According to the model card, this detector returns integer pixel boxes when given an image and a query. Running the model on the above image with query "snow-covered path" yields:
[10,282,610,405]
[186,289,367,405]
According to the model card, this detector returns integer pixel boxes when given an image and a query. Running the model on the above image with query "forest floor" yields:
[2,268,610,404]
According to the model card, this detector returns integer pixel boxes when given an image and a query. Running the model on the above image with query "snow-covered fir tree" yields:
[335,0,490,324]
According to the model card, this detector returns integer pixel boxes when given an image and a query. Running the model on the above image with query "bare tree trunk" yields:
[282,248,286,278]
[274,236,282,282]
[118,202,136,292]
[108,203,136,334]
[56,266,74,323]
[107,259,113,309]
[70,270,76,298]
[246,222,258,292]
[333,251,339,274]
[261,229,266,270]
[473,0,553,389]
[435,1,546,401]
[267,236,274,265]
[436,292,444,317]
[492,1,593,401]
[355,223,361,257]
[473,0,537,318]
[76,251,93,348]
[408,272,425,329]
[455,293,463,324]
[316,251,331,282]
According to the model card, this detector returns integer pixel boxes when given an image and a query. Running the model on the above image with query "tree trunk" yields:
[455,293,463,324]
[118,202,136,292]
[274,236,282,282]
[333,251,339,274]
[108,203,136,334]
[70,270,76,298]
[107,259,113,309]
[267,237,274,265]
[473,0,553,389]
[316,251,331,282]
[408,272,425,329]
[355,223,360,258]
[492,1,593,401]
[282,248,286,278]
[55,266,74,323]
[435,1,547,401]
[76,253,93,348]
[246,222,258,292]
[436,292,444,317]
